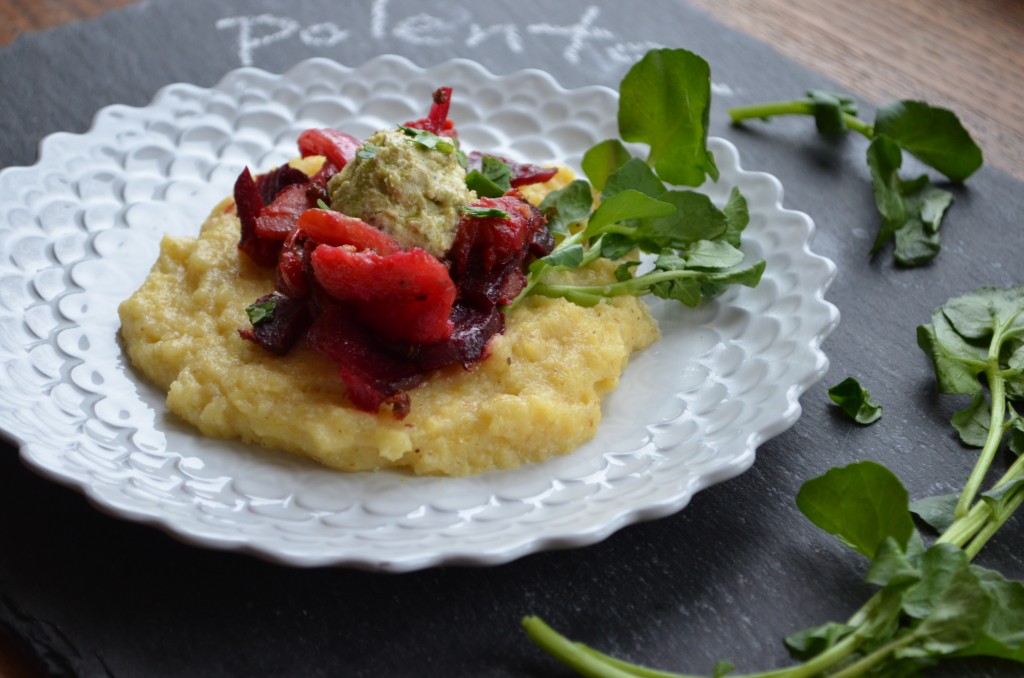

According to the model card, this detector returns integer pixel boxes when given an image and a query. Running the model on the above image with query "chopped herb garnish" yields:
[465,156,513,197]
[316,198,331,210]
[245,299,276,325]
[356,143,378,160]
[397,124,455,154]
[459,205,510,219]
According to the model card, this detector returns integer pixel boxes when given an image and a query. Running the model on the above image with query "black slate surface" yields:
[1,1,1023,676]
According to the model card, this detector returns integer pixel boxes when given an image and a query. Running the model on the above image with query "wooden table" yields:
[1,1,1021,675]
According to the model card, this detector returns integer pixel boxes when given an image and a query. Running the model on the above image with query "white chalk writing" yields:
[216,3,662,71]
[299,22,349,48]
[527,6,614,65]
[215,14,299,67]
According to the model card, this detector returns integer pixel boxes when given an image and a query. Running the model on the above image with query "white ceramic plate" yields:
[0,56,838,571]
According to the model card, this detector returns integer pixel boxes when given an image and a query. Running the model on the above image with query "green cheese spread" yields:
[327,127,475,256]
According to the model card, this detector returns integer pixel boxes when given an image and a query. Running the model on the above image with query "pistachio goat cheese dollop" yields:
[327,127,475,256]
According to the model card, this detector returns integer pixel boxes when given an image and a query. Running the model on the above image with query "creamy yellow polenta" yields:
[118,166,659,476]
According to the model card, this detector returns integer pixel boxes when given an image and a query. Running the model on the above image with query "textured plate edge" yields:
[2,55,841,572]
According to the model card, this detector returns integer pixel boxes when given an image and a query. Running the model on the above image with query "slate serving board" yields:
[1,0,1022,676]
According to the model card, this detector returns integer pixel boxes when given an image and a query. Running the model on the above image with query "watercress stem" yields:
[825,631,920,678]
[728,102,873,139]
[728,100,815,123]
[954,334,1009,519]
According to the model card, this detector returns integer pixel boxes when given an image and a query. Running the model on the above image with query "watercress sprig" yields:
[523,285,1024,676]
[728,91,983,267]
[511,48,765,310]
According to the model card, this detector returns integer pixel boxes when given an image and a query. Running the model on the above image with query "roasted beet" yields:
[237,89,559,417]
[256,164,310,205]
[297,208,401,253]
[297,128,361,170]
[405,87,456,137]
[447,192,552,306]
[235,168,281,267]
[238,293,312,355]
[255,183,314,240]
[412,303,504,371]
[311,246,456,344]
[305,302,424,417]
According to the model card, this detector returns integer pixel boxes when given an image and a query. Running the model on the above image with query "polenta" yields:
[119,177,658,477]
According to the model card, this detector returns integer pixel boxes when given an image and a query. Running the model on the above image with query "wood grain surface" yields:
[0,1,1021,676]
[685,0,1024,180]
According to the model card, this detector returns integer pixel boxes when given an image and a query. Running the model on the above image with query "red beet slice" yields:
[254,183,313,240]
[296,209,401,254]
[297,129,360,170]
[404,87,455,136]
[235,168,281,267]
[311,246,456,344]
[305,302,423,417]
[238,292,312,355]
[256,164,310,205]
[447,193,552,306]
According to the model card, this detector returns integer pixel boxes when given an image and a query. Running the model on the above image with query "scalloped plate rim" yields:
[0,55,839,571]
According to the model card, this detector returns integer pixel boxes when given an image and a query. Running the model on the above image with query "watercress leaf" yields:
[828,376,883,424]
[874,100,984,182]
[538,180,594,236]
[866,536,921,588]
[614,261,639,282]
[893,183,953,267]
[1010,419,1024,456]
[910,493,959,533]
[602,157,667,199]
[950,392,990,447]
[599,233,639,261]
[784,621,857,660]
[900,544,991,656]
[541,244,585,270]
[902,543,976,618]
[916,311,985,396]
[582,139,633,192]
[807,89,857,135]
[684,240,745,271]
[711,661,736,678]
[650,273,703,307]
[618,48,718,187]
[699,259,766,299]
[584,189,676,238]
[955,566,1024,661]
[867,134,908,253]
[1008,346,1024,401]
[720,187,750,248]
[941,286,1024,342]
[980,476,1024,511]
[646,190,727,249]
[796,461,916,559]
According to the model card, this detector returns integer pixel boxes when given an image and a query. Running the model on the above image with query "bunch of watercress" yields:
[523,285,1024,676]
[728,91,983,266]
[506,48,765,309]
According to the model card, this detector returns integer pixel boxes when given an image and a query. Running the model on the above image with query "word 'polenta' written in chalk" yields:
[216,2,663,68]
